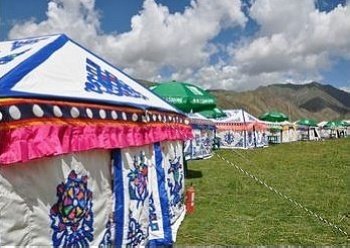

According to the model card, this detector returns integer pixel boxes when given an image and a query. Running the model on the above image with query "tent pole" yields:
[241,109,247,149]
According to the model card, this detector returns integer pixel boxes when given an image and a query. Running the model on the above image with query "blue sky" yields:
[1,0,350,92]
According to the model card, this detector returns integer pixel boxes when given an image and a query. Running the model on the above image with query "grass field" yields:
[176,138,350,245]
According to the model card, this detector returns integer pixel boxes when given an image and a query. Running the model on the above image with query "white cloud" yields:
[6,0,350,91]
[229,0,350,89]
[8,0,247,80]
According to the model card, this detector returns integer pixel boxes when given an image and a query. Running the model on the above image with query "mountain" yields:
[209,82,350,121]
[138,79,350,121]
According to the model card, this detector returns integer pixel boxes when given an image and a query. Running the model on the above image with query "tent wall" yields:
[319,128,331,139]
[297,127,320,141]
[281,127,298,143]
[0,150,113,246]
[184,125,215,160]
[0,141,186,247]
[216,130,267,149]
[113,140,185,246]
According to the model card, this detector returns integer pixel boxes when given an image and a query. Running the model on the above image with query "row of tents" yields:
[0,34,349,246]
[149,80,350,160]
[182,109,349,160]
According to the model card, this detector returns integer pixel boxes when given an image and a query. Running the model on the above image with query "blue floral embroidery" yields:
[126,210,147,246]
[224,132,235,144]
[99,220,112,247]
[127,152,149,208]
[167,153,183,209]
[50,170,94,247]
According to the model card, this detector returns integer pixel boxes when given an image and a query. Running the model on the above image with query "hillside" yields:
[209,82,350,121]
[138,79,350,121]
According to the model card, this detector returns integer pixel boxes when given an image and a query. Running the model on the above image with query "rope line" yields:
[215,152,348,237]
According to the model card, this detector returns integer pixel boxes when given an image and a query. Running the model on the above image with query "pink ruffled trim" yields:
[0,124,193,165]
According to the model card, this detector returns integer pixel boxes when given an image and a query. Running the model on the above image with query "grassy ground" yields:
[176,138,350,245]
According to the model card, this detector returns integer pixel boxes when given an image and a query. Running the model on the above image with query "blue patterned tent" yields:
[0,34,192,246]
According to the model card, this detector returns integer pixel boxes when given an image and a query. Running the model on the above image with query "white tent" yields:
[0,34,193,246]
[184,113,215,160]
[279,121,298,143]
[214,109,268,149]
[318,121,332,139]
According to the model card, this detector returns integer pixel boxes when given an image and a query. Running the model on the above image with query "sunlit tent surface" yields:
[184,113,215,160]
[0,34,193,246]
[279,121,298,143]
[214,109,268,149]
[150,81,216,113]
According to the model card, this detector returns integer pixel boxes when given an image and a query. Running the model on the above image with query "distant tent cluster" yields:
[150,81,349,156]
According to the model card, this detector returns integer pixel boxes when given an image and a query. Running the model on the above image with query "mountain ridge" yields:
[208,82,350,121]
[137,79,350,121]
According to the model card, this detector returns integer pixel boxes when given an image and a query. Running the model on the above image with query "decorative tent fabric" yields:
[184,113,215,160]
[214,109,268,149]
[113,141,185,246]
[0,34,192,246]
[0,150,113,246]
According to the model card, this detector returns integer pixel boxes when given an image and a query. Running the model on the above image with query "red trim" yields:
[0,123,192,165]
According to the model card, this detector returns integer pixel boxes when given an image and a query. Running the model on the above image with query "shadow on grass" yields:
[185,169,203,179]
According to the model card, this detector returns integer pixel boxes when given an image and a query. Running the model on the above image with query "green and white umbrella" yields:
[259,111,289,122]
[198,107,227,119]
[296,118,318,127]
[150,81,216,113]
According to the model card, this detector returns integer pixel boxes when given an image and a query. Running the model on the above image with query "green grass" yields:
[177,138,350,245]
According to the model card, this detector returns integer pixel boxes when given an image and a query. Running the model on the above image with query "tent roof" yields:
[187,112,215,126]
[0,34,179,113]
[214,109,260,123]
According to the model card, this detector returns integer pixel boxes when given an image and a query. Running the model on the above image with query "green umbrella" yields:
[198,107,227,119]
[325,120,349,128]
[150,81,216,113]
[297,118,318,127]
[259,111,289,122]
[341,120,350,127]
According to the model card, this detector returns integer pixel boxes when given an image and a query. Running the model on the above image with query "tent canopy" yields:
[0,34,180,113]
[0,34,192,165]
[150,81,216,113]
[215,109,267,131]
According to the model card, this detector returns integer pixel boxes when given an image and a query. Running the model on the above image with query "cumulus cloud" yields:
[8,0,246,80]
[6,0,350,90]
[230,0,350,88]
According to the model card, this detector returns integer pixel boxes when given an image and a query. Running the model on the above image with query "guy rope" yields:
[215,151,348,237]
